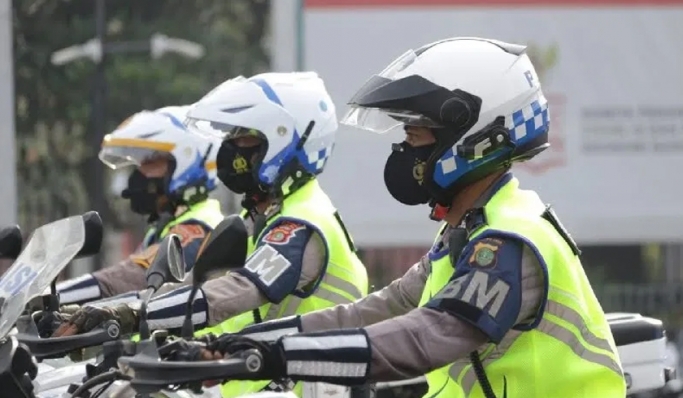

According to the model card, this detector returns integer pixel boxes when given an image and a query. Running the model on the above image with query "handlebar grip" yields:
[16,320,121,360]
[119,348,264,393]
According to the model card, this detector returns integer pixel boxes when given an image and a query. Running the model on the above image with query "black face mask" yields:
[383,141,436,206]
[121,169,166,215]
[216,141,262,194]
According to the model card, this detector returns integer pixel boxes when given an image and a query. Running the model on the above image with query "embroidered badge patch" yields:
[170,224,207,247]
[263,222,305,245]
[468,238,502,268]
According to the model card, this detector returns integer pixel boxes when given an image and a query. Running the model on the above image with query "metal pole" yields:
[82,0,107,273]
[270,0,299,72]
[0,0,16,226]
[295,0,305,71]
[50,5,205,276]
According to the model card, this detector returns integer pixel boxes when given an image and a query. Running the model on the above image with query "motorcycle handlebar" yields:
[16,320,121,361]
[118,343,263,395]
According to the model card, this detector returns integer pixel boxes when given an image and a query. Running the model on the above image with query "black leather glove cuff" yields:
[160,339,205,362]
[194,333,218,345]
[33,311,70,337]
[266,339,288,380]
[210,335,287,381]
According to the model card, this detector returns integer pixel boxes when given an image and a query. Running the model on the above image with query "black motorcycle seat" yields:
[606,313,664,347]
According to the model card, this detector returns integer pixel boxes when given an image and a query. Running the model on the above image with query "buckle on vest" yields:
[541,205,581,256]
[463,208,487,237]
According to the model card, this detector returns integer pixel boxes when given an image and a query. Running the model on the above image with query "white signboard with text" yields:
[272,0,683,245]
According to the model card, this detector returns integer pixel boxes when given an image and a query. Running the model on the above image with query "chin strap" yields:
[241,190,269,212]
[428,170,511,223]
[429,201,450,221]
[241,191,275,246]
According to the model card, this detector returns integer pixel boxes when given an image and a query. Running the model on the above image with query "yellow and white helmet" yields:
[98,105,221,203]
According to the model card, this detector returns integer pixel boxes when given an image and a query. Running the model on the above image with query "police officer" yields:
[55,106,224,306]
[53,72,369,397]
[187,38,627,398]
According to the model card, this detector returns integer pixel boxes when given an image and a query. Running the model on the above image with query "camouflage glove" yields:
[52,304,139,337]
[60,304,82,315]
[32,304,81,338]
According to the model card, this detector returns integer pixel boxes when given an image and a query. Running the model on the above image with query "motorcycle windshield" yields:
[0,215,85,337]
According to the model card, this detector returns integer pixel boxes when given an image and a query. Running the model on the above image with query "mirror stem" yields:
[44,279,60,312]
[138,287,155,341]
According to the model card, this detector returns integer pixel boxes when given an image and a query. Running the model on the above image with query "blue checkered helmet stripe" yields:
[432,96,549,188]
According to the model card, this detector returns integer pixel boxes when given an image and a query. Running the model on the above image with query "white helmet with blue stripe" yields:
[341,37,549,218]
[185,72,337,202]
[98,105,219,209]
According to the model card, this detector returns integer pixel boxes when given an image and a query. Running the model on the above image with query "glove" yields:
[194,333,218,345]
[159,338,206,362]
[32,304,82,337]
[163,335,287,387]
[61,304,82,315]
[52,304,139,337]
[207,334,286,381]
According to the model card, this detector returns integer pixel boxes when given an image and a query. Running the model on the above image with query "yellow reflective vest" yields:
[197,179,368,397]
[140,199,224,248]
[418,177,626,398]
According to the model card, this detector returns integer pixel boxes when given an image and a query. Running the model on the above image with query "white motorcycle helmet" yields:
[342,37,549,219]
[186,72,337,208]
[98,105,219,216]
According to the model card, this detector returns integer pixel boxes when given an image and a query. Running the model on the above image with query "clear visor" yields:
[340,49,443,134]
[185,117,263,141]
[98,146,170,170]
[341,107,442,134]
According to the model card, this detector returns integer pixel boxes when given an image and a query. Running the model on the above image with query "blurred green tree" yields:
[13,0,270,232]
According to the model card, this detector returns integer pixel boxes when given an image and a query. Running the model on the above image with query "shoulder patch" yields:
[262,222,306,246]
[468,237,503,268]
[170,224,207,246]
[130,244,159,268]
[244,245,292,286]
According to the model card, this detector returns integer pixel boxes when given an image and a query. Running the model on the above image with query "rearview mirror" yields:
[167,235,185,283]
[145,234,186,291]
[75,211,103,258]
[192,215,247,285]
[138,234,187,341]
[0,226,22,260]
[179,215,248,339]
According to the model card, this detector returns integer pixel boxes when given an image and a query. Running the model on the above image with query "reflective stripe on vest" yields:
[262,269,364,322]
[451,288,623,395]
[196,179,368,398]
[420,177,625,398]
